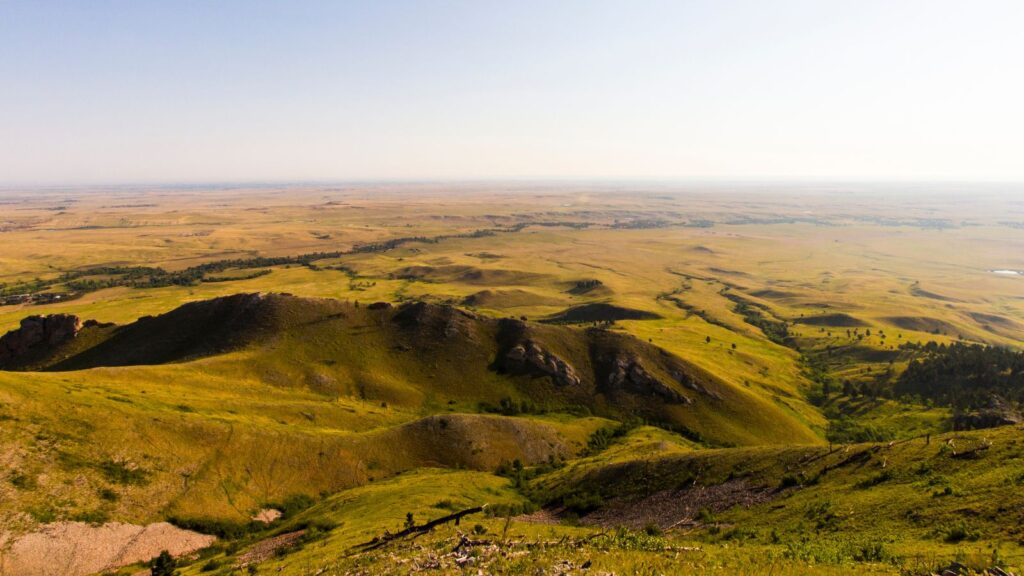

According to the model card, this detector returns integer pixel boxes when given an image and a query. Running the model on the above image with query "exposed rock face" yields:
[393,301,480,340]
[503,340,581,387]
[669,368,721,400]
[0,314,81,365]
[953,395,1022,430]
[603,354,690,404]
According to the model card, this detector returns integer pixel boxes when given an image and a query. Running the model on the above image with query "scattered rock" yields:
[237,529,306,566]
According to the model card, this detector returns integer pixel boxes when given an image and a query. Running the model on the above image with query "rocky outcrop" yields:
[953,395,1022,431]
[503,340,581,387]
[0,314,81,365]
[669,368,721,400]
[603,354,690,404]
[393,301,480,340]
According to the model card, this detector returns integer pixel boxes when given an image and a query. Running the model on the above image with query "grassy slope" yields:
[155,425,1024,576]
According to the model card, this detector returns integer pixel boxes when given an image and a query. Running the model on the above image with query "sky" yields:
[1,0,1023,185]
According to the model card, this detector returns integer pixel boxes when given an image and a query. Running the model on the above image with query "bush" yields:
[562,491,604,515]
[167,516,258,539]
[98,487,119,502]
[149,551,177,576]
[71,509,110,525]
[853,541,890,562]
[98,459,149,486]
[266,493,315,518]
[856,469,894,488]
[944,520,980,543]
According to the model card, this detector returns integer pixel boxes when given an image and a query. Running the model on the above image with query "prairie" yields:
[0,183,1022,575]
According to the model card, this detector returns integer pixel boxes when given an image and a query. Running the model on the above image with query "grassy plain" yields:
[1,183,1023,574]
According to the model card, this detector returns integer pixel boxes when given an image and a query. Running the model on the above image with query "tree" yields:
[150,551,177,576]
[705,336,711,344]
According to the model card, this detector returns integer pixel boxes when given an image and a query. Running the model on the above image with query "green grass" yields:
[3,187,1024,575]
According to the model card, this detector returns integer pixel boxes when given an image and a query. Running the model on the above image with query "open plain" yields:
[1,183,1023,575]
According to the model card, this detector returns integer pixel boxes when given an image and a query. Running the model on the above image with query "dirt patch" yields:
[237,529,306,566]
[251,508,282,524]
[580,479,779,530]
[0,521,215,576]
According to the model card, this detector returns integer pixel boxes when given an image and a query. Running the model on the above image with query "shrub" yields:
[562,491,604,515]
[98,487,119,502]
[167,516,258,539]
[944,520,980,543]
[98,459,149,486]
[72,509,110,525]
[266,493,315,518]
[853,541,890,562]
[149,551,177,576]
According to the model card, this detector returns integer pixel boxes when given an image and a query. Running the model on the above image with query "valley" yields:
[0,183,1022,575]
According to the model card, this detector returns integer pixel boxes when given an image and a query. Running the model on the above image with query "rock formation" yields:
[0,314,81,365]
[503,340,581,387]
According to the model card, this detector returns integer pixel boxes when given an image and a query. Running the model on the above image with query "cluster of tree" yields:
[3,223,553,302]
[894,342,1024,410]
[479,397,547,416]
[725,293,793,347]
[200,269,272,283]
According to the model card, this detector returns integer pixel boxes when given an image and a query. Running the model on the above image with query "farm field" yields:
[1,183,1023,575]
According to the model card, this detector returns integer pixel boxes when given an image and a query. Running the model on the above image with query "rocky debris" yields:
[0,313,81,364]
[953,395,1022,431]
[237,529,306,566]
[504,340,581,387]
[347,532,643,575]
[0,521,214,576]
[582,479,776,530]
[603,354,689,404]
[931,562,1016,576]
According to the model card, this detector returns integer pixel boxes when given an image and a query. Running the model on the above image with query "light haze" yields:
[1,0,1022,184]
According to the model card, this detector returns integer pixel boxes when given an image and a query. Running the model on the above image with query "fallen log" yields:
[353,505,487,552]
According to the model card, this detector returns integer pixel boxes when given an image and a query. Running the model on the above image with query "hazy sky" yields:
[2,0,1023,184]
